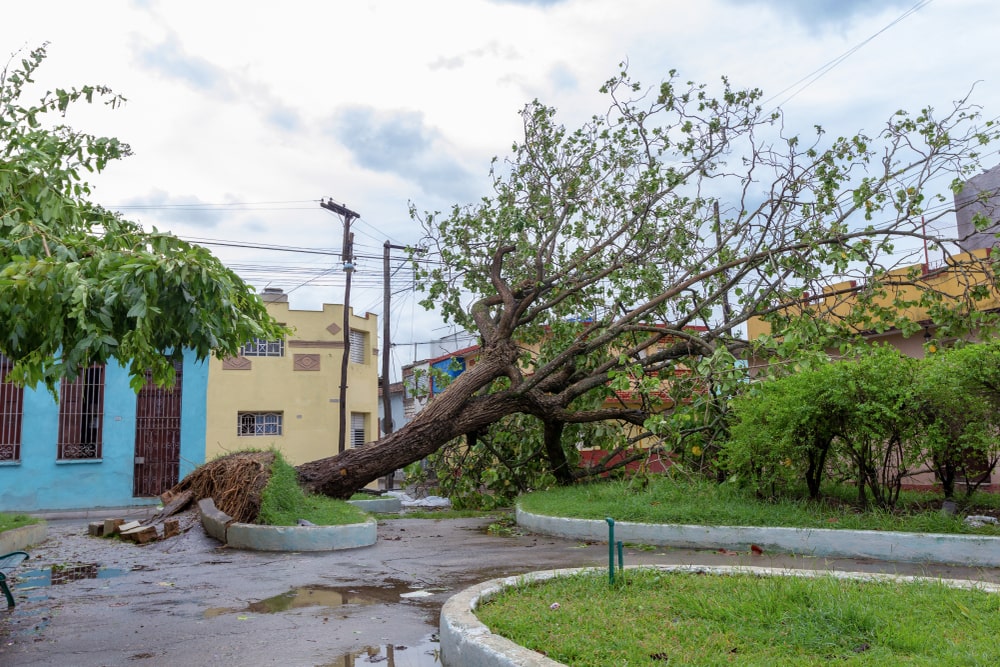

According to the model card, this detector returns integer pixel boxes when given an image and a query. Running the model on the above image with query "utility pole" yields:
[381,241,408,490]
[321,199,360,454]
[714,201,733,339]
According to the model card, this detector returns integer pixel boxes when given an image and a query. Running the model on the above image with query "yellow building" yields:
[205,288,380,466]
[747,248,999,354]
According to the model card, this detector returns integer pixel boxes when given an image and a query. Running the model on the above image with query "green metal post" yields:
[605,517,615,585]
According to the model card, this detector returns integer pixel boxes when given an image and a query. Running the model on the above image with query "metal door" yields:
[133,363,183,496]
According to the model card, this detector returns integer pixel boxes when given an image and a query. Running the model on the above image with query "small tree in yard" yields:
[829,347,921,510]
[0,46,284,390]
[297,63,1000,498]
[724,363,845,501]
[914,343,1000,498]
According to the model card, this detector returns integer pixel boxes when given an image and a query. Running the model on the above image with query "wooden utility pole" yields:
[321,199,360,454]
[381,241,408,489]
[714,201,733,338]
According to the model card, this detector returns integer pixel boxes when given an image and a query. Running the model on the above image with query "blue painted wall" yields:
[430,356,467,395]
[0,353,207,513]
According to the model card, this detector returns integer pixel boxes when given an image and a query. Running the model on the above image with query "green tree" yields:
[724,362,844,500]
[298,65,999,498]
[829,346,920,509]
[914,344,1000,498]
[0,45,284,390]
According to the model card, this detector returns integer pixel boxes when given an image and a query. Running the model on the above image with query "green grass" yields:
[256,451,369,527]
[477,568,1000,666]
[518,477,1000,535]
[0,513,39,534]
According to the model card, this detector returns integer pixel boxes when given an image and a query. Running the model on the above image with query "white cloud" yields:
[2,0,999,380]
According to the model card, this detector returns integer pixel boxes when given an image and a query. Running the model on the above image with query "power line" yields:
[762,0,933,111]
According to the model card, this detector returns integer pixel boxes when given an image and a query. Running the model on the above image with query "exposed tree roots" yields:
[161,450,274,524]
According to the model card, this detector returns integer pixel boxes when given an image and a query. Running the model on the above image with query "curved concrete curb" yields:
[440,569,575,667]
[347,497,402,513]
[197,498,377,552]
[440,565,1000,667]
[0,522,48,553]
[517,508,1000,567]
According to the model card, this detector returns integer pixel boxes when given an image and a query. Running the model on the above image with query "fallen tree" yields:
[297,68,1000,498]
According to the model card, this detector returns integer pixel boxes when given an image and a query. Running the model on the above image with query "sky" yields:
[3,0,999,380]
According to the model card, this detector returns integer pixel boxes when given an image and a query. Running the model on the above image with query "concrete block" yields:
[88,522,104,537]
[120,526,158,544]
[103,518,125,536]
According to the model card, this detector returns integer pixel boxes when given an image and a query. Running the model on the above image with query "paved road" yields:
[2,513,999,667]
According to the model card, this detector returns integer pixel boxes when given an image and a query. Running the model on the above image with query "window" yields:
[238,412,283,436]
[0,356,23,462]
[58,365,105,460]
[240,338,284,357]
[350,412,367,447]
[349,330,366,364]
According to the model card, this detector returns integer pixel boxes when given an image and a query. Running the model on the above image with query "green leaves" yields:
[726,344,1000,506]
[0,46,286,390]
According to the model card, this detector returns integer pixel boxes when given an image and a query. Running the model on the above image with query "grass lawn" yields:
[0,513,40,535]
[518,477,1000,535]
[477,568,1000,666]
[256,452,369,526]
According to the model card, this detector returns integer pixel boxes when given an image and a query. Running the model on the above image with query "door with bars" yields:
[133,363,183,497]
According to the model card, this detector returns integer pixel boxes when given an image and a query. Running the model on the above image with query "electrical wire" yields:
[762,0,933,112]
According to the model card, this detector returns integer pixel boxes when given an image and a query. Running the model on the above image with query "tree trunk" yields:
[296,341,525,497]
[543,419,574,485]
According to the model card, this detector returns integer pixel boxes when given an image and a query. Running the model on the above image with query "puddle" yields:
[14,563,130,589]
[204,581,445,618]
[323,634,441,666]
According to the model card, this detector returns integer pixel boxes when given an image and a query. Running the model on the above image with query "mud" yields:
[2,511,999,666]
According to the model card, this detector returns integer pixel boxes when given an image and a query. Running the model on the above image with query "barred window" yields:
[240,338,285,357]
[348,330,366,364]
[58,365,105,460]
[238,412,283,436]
[0,355,23,462]
[350,412,367,447]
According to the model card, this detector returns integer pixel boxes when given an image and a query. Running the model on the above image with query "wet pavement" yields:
[2,511,1000,667]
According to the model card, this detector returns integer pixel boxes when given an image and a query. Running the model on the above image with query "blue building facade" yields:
[0,353,207,512]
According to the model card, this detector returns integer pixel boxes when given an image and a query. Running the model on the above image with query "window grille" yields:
[237,412,283,436]
[349,330,366,364]
[0,356,23,462]
[58,365,105,459]
[350,412,367,447]
[240,338,285,357]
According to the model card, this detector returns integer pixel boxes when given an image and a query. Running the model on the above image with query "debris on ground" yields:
[963,514,1000,528]
[85,507,199,545]
[386,491,452,509]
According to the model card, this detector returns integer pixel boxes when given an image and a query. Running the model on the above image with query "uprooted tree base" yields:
[160,451,275,524]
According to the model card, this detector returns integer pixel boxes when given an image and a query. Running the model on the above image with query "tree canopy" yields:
[299,65,1000,498]
[0,45,284,390]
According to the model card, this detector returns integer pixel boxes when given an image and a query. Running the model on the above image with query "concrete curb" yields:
[439,565,1000,667]
[516,508,1000,567]
[347,497,402,513]
[197,498,377,552]
[0,522,48,553]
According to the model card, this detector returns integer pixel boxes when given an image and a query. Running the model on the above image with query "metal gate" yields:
[133,363,183,497]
